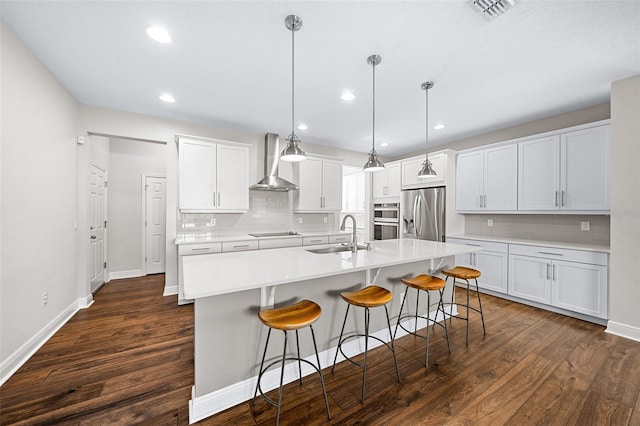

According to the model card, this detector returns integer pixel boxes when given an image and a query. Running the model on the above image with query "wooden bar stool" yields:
[442,266,486,345]
[331,285,401,402]
[252,299,331,425]
[394,274,450,368]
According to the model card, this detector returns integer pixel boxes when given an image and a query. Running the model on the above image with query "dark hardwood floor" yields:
[1,274,639,425]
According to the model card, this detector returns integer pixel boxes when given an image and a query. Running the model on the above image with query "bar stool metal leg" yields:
[361,307,370,403]
[384,305,401,382]
[276,331,287,425]
[309,324,331,420]
[332,304,351,373]
[475,278,486,335]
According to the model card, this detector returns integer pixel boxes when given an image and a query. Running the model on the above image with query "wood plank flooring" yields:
[1,274,639,425]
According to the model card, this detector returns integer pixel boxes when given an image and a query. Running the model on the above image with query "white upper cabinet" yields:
[401,152,446,189]
[178,138,249,213]
[561,125,610,210]
[518,125,610,212]
[293,157,343,212]
[456,144,517,211]
[372,162,401,200]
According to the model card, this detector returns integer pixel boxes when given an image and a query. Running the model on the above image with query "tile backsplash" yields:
[178,191,336,236]
[464,214,610,246]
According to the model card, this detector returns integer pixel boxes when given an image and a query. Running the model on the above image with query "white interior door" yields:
[90,164,107,292]
[145,176,166,274]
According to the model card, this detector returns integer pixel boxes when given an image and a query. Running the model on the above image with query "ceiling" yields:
[2,1,639,157]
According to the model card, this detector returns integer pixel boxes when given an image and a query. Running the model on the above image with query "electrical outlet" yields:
[42,292,48,307]
[297,216,303,224]
[487,219,494,227]
[323,216,328,224]
[581,221,590,231]
[205,218,216,227]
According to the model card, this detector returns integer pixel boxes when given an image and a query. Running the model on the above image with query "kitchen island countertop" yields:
[182,238,479,300]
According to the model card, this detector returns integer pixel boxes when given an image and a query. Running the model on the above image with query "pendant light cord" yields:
[372,60,376,153]
[290,24,296,141]
[425,84,428,161]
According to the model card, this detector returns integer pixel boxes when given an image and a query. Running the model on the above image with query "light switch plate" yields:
[581,221,590,231]
[487,219,494,227]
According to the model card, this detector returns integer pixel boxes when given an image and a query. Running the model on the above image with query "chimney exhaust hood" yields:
[249,133,299,191]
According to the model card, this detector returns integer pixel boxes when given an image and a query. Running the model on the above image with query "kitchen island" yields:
[183,238,479,423]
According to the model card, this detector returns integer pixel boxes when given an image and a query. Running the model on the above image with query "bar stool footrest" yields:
[253,357,324,408]
[335,333,394,371]
[396,313,448,338]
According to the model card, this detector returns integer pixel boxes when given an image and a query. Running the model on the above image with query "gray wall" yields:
[1,23,79,362]
[609,74,640,338]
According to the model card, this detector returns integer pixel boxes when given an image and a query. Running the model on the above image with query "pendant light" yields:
[280,15,307,162]
[363,54,385,172]
[418,81,437,177]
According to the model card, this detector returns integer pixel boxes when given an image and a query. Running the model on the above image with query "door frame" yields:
[89,162,108,292]
[141,173,167,276]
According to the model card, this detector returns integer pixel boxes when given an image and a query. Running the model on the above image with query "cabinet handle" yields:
[191,247,212,252]
[555,190,559,207]
[218,192,221,207]
[484,195,487,208]
[538,251,563,256]
[213,192,216,207]
[233,244,250,248]
[465,243,482,247]
[546,263,551,280]
[552,264,557,281]
[561,190,566,207]
[479,195,484,208]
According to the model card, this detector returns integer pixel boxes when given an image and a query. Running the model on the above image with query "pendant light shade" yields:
[281,15,307,162]
[418,81,436,177]
[363,54,384,172]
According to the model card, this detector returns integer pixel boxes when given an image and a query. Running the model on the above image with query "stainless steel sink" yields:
[305,244,368,254]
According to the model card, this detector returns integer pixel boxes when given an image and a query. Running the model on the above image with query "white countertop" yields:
[175,231,350,245]
[182,239,479,299]
[447,234,610,253]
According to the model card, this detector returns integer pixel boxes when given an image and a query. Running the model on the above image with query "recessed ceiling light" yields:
[147,26,172,43]
[433,123,446,130]
[159,93,175,103]
[297,123,308,130]
[380,142,389,147]
[341,92,355,101]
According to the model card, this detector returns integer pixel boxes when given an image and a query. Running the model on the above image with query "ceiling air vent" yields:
[469,0,518,20]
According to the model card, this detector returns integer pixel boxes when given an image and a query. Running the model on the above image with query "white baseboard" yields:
[189,305,457,424]
[605,320,640,342]
[108,269,143,280]
[163,284,178,296]
[0,298,83,386]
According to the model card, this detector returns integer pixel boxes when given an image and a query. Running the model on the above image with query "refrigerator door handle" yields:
[413,195,420,238]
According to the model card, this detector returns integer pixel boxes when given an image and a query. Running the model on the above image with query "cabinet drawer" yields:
[258,237,303,250]
[329,234,351,244]
[303,236,329,246]
[509,244,608,266]
[178,242,222,256]
[222,240,259,252]
[446,238,507,254]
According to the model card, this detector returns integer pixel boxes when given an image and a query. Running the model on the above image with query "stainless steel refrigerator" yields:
[401,186,446,242]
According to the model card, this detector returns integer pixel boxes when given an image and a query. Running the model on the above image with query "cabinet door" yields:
[508,255,550,304]
[179,140,217,210]
[322,160,343,211]
[216,144,249,211]
[295,157,323,211]
[484,144,517,210]
[372,168,388,199]
[476,251,508,294]
[552,260,608,319]
[561,125,610,210]
[386,163,401,197]
[418,153,446,187]
[518,136,560,210]
[456,151,484,211]
[401,157,423,188]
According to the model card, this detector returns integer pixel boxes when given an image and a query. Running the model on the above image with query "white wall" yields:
[1,23,80,373]
[108,138,166,276]
[608,74,640,341]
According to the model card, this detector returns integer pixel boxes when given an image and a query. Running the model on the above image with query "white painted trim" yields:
[188,306,457,423]
[0,298,82,386]
[605,321,640,342]
[108,269,143,280]
[78,294,95,309]
[163,284,178,296]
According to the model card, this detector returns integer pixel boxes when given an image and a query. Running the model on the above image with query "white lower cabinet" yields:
[508,244,608,319]
[447,238,508,294]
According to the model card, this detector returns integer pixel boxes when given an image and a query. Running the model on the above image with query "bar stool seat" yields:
[332,285,400,403]
[253,300,331,425]
[395,274,450,368]
[442,266,486,345]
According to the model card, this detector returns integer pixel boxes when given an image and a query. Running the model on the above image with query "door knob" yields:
[90,235,97,240]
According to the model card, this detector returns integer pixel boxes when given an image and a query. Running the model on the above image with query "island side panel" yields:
[193,257,455,398]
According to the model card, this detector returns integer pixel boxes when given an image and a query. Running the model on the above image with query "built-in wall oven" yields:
[373,203,399,240]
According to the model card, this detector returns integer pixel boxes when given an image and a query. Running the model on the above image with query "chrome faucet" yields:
[340,214,358,252]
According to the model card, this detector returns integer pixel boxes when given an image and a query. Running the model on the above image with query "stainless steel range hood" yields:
[249,133,299,191]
